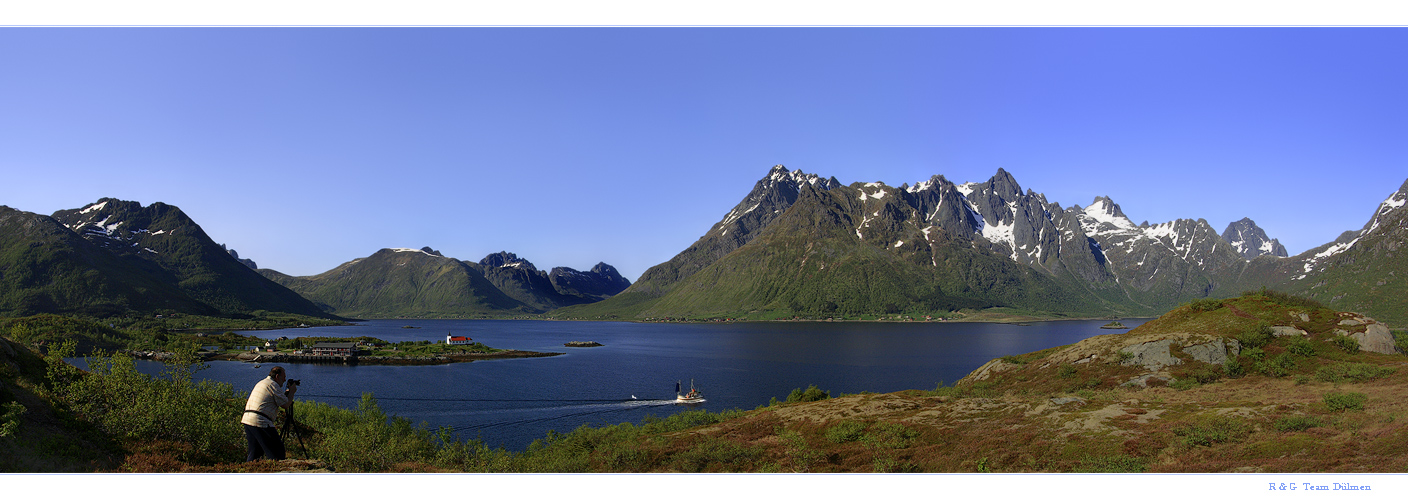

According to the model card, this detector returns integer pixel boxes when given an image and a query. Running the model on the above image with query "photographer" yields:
[241,366,298,461]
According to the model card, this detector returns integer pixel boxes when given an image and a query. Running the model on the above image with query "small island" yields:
[1100,321,1128,329]
[191,333,561,365]
[564,341,604,347]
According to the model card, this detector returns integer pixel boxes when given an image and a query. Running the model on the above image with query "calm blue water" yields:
[103,318,1148,450]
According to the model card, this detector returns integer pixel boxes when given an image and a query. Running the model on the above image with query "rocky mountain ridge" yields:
[563,165,1408,325]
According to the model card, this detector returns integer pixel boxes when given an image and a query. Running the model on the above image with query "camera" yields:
[287,379,301,388]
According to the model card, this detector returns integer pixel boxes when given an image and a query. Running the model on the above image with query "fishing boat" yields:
[675,379,704,404]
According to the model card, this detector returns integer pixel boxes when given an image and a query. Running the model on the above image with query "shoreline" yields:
[134,349,564,365]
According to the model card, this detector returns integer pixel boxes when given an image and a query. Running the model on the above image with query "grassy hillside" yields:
[0,207,218,318]
[262,249,532,318]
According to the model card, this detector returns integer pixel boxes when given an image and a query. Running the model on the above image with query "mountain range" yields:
[0,199,629,320]
[1,168,1405,325]
[556,165,1408,326]
[257,248,630,318]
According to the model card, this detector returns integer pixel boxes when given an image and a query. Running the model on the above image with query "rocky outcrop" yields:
[1271,326,1308,337]
[1119,339,1182,371]
[1333,314,1399,355]
[1183,338,1240,365]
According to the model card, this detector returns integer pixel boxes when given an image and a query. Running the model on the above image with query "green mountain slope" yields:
[1256,180,1408,325]
[260,248,532,318]
[0,206,216,317]
[562,166,1408,324]
[49,199,331,318]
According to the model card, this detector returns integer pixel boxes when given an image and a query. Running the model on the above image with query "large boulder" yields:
[1183,338,1240,365]
[1351,322,1398,355]
[1119,339,1182,371]
[1270,326,1308,337]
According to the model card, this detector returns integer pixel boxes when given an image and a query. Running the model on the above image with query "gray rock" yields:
[1183,338,1239,365]
[1299,313,1310,322]
[1353,323,1398,355]
[1119,339,1182,371]
[1050,397,1087,405]
[1271,326,1308,337]
[1339,318,1364,327]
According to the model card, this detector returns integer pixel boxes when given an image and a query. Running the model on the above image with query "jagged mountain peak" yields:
[988,168,1023,197]
[1361,179,1408,237]
[763,164,841,190]
[1221,217,1288,259]
[480,251,537,271]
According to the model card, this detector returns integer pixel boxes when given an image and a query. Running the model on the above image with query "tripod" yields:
[281,399,310,459]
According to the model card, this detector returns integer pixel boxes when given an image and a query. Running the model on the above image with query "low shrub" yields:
[1315,363,1396,383]
[0,401,24,438]
[1241,346,1266,361]
[1237,322,1274,349]
[1323,392,1368,412]
[824,420,869,444]
[1332,335,1360,354]
[784,385,831,404]
[1285,336,1317,357]
[1187,298,1224,312]
[861,422,918,450]
[1223,359,1245,378]
[1274,415,1321,432]
[1254,353,1295,378]
[1174,416,1250,447]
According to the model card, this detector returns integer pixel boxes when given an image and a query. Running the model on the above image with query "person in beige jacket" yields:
[241,366,297,461]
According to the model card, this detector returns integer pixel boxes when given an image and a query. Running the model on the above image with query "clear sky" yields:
[2,27,1406,281]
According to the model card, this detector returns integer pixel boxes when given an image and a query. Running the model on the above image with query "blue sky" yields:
[2,27,1406,281]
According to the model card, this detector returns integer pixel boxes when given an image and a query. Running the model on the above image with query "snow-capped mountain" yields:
[48,198,330,317]
[475,251,632,310]
[1221,218,1289,259]
[580,165,1404,321]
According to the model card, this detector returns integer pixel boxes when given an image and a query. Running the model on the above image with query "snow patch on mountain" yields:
[80,201,108,215]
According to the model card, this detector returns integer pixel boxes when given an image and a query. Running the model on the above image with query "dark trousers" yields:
[244,424,286,461]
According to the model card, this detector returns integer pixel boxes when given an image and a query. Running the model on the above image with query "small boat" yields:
[675,379,704,404]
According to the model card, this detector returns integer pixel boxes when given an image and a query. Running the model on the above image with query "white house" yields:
[446,334,473,345]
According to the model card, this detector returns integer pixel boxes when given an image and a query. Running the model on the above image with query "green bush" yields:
[825,420,869,444]
[1323,392,1368,412]
[784,385,831,404]
[1173,416,1250,447]
[1223,358,1245,378]
[1332,335,1360,353]
[1187,298,1224,312]
[1237,322,1274,349]
[1274,415,1321,432]
[1315,362,1396,383]
[1285,336,1317,357]
[46,344,244,463]
[1254,353,1296,378]
[861,422,918,450]
[1241,346,1266,361]
[0,401,24,438]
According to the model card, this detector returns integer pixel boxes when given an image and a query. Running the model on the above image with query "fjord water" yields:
[175,319,1148,450]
